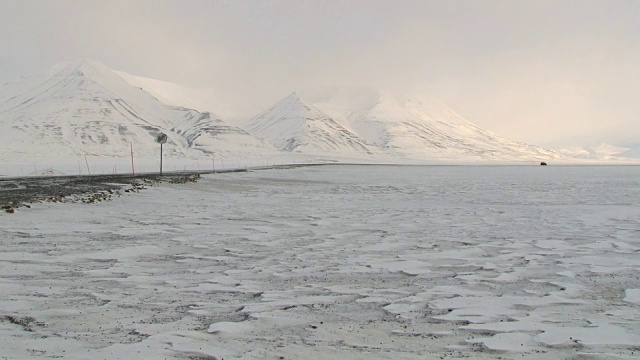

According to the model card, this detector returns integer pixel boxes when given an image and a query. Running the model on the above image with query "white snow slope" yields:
[115,70,231,117]
[0,59,276,166]
[245,92,377,156]
[306,86,563,161]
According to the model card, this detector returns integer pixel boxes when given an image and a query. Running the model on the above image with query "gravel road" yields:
[0,164,324,213]
[0,172,213,213]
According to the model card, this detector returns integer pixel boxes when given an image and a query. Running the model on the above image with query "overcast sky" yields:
[1,0,638,148]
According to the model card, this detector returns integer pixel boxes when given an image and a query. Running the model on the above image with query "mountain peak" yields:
[39,58,166,108]
[281,91,306,105]
[245,92,374,154]
[0,59,276,165]
[267,91,314,114]
[49,58,112,78]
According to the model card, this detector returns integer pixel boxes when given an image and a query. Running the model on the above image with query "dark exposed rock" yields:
[0,172,203,212]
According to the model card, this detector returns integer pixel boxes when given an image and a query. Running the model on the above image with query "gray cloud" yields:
[1,0,638,147]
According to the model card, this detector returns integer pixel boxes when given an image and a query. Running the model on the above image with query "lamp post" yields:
[156,132,168,175]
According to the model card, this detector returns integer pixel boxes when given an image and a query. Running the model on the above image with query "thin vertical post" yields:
[130,143,135,175]
[160,142,163,175]
[84,155,91,175]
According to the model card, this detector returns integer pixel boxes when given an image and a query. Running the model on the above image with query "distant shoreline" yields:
[3,162,639,214]
[0,164,324,213]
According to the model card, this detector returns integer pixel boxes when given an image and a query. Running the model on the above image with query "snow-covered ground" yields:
[1,165,640,359]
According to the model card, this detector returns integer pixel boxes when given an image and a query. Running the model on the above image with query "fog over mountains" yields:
[3,58,630,175]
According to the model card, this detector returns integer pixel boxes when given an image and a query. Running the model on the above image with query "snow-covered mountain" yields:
[559,143,640,160]
[115,71,230,117]
[0,59,275,166]
[262,87,562,161]
[622,146,640,159]
[0,59,576,175]
[244,92,376,156]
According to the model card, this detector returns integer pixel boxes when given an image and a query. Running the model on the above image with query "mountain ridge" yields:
[8,59,630,176]
[0,59,276,165]
[296,86,562,161]
[245,92,376,156]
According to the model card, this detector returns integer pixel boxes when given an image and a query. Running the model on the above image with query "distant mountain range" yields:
[0,59,276,165]
[0,58,601,174]
[241,87,563,161]
[558,143,640,160]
